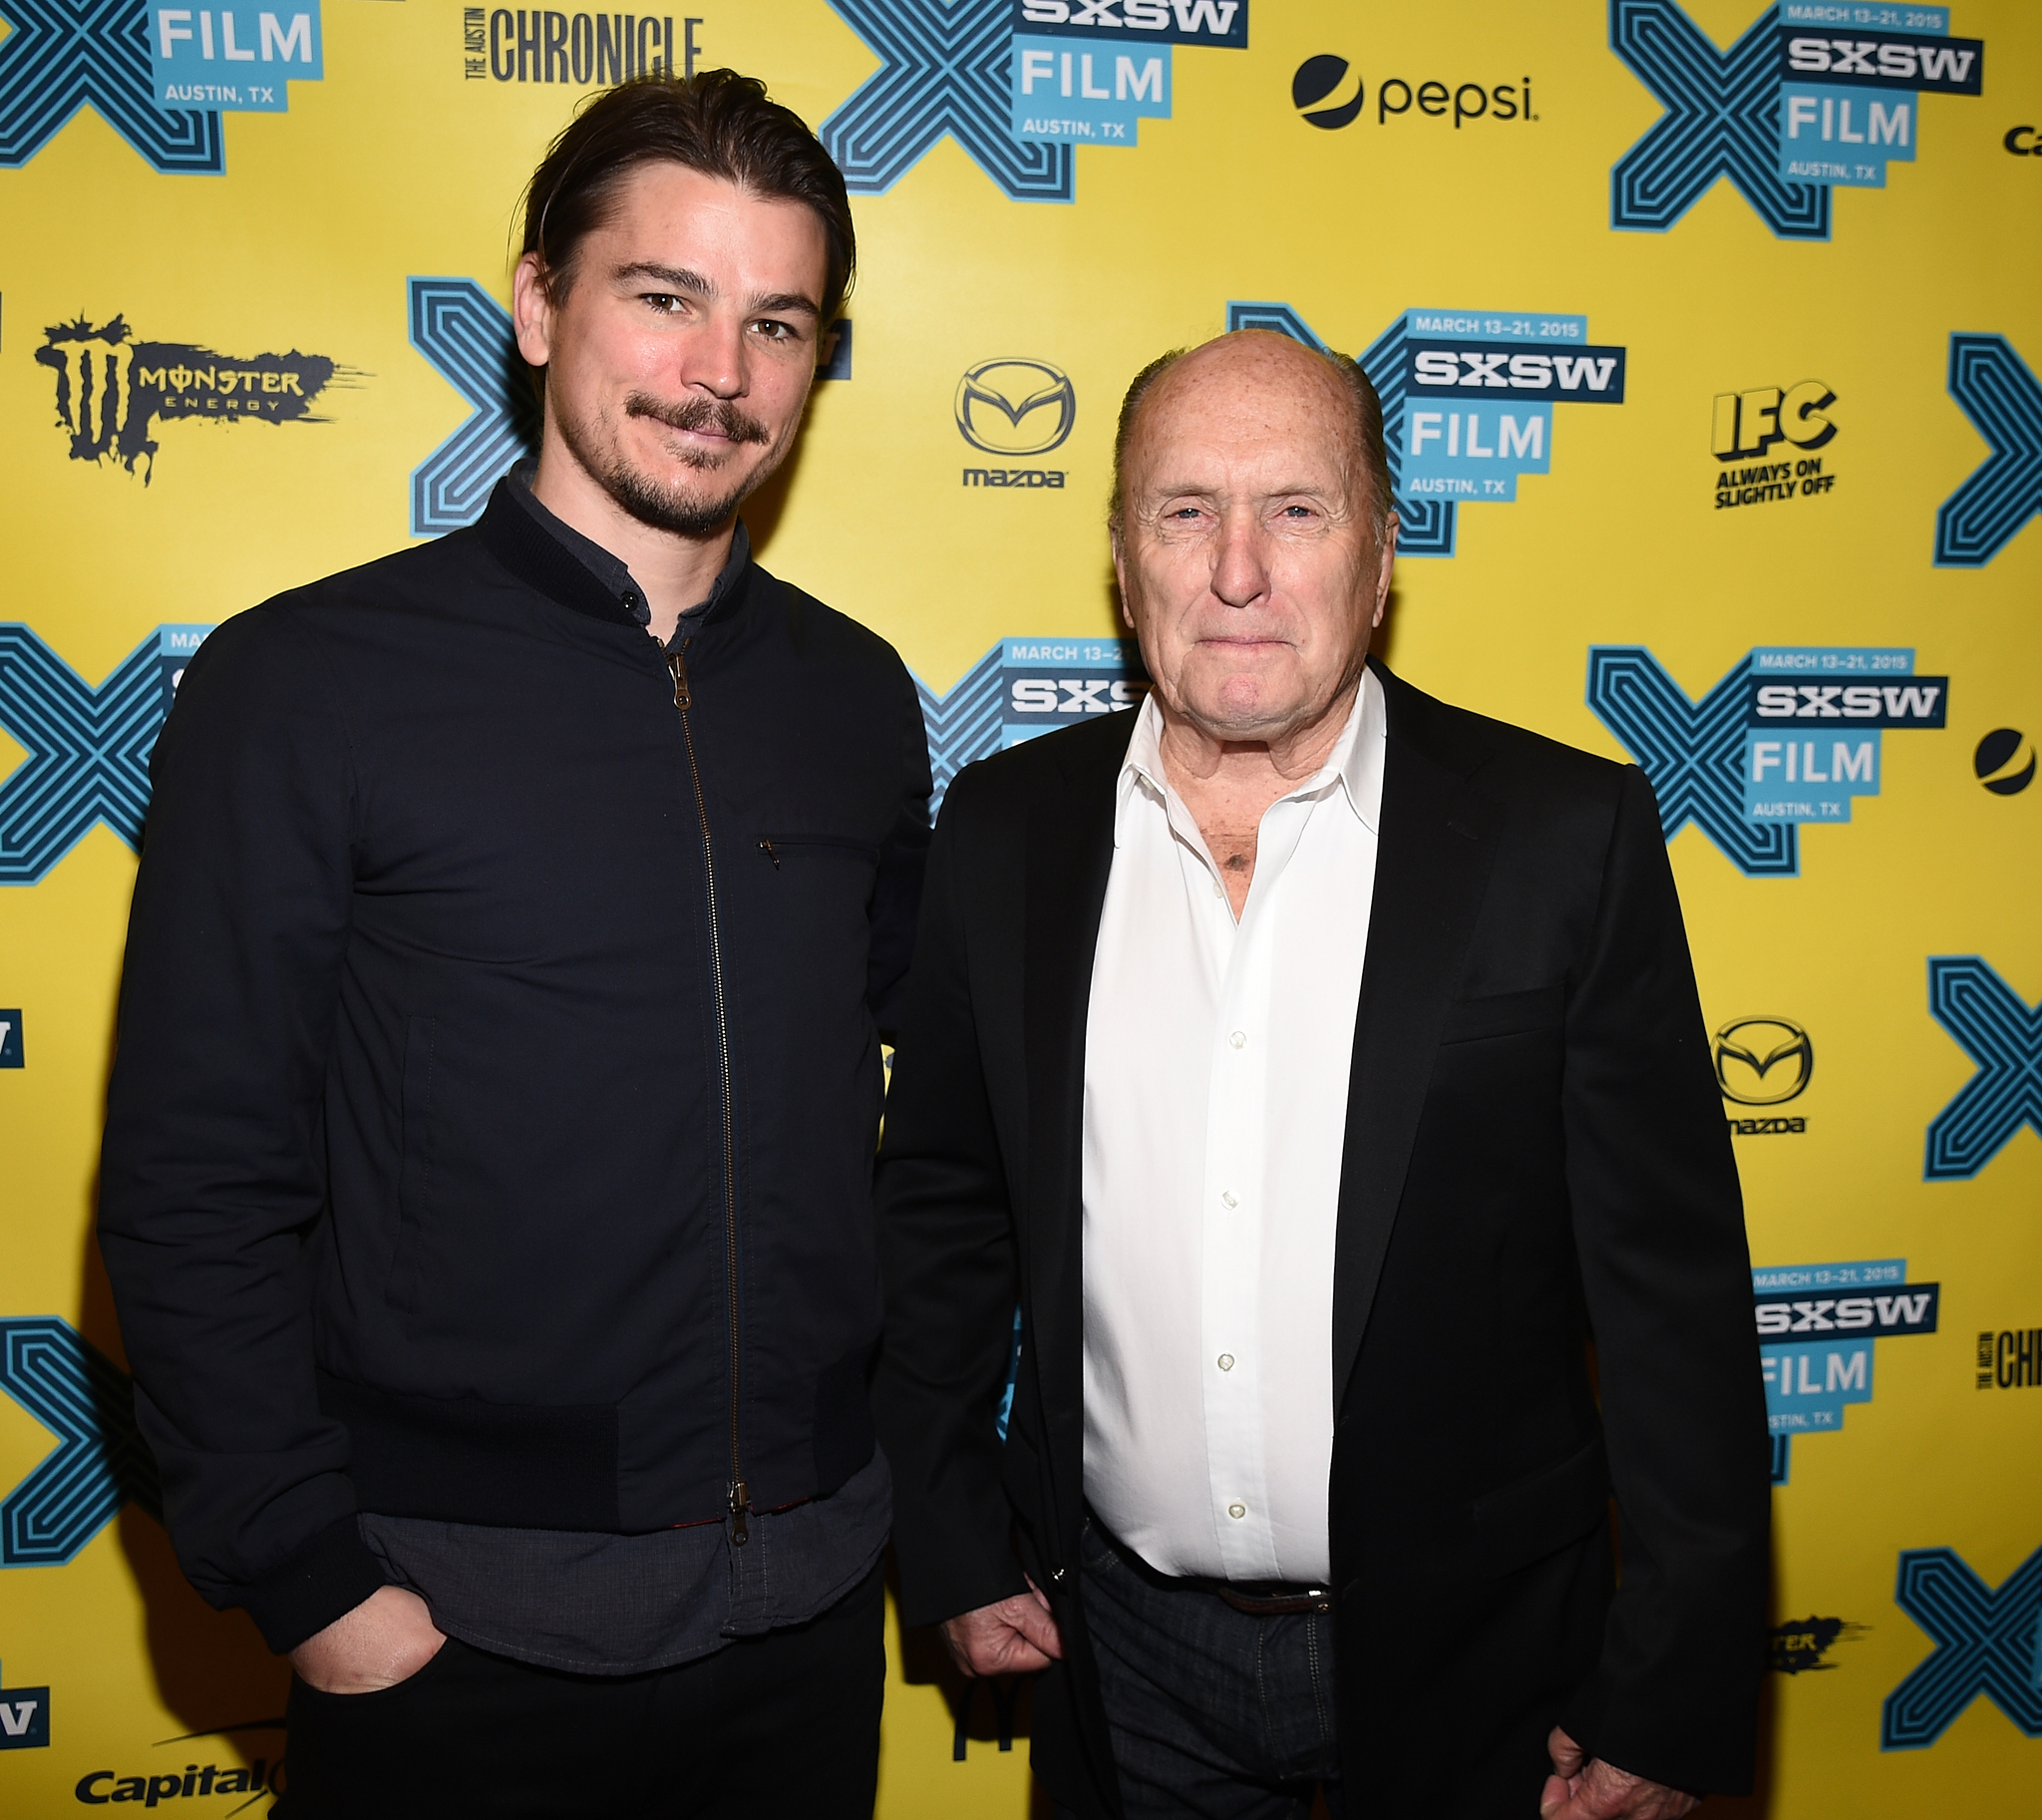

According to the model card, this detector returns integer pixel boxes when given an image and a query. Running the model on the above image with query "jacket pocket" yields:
[385,1016,436,1312]
[1469,1430,1608,1578]
[757,832,881,865]
[1440,984,1564,1045]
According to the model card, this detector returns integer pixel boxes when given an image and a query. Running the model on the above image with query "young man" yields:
[873,331,1769,1820]
[99,72,929,1818]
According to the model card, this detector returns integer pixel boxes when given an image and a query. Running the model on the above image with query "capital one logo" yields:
[955,359,1076,457]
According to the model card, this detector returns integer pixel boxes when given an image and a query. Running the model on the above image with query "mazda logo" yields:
[954,358,1076,458]
[1713,1016,1814,1106]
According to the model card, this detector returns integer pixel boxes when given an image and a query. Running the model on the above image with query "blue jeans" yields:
[1073,1520,1345,1819]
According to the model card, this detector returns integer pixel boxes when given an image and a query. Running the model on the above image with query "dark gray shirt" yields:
[359,466,891,1673]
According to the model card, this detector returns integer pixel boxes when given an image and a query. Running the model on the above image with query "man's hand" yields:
[939,1581,1065,1677]
[288,1586,446,1694]
[1539,1728,1700,1820]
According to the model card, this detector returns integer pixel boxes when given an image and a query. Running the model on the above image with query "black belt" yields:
[1091,1517,1334,1616]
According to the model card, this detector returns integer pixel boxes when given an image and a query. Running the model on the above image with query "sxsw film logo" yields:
[914,637,1147,807]
[0,0,327,175]
[1610,2,1984,240]
[37,315,341,480]
[1226,301,1623,557]
[1587,645,1946,876]
[1883,1542,2042,1750]
[819,1,1245,204]
[1402,313,1625,505]
[1754,1257,1936,1484]
[1712,380,1838,511]
[1714,1015,1811,1134]
[1923,956,2042,1182]
[150,3,321,110]
[0,1660,49,1750]
[0,625,210,886]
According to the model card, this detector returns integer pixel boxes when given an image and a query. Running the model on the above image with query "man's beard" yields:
[561,391,783,539]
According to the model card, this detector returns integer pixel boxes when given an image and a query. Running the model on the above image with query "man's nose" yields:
[1209,513,1270,609]
[674,310,747,400]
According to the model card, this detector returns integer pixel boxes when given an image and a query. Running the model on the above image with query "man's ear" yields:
[1110,526,1136,631]
[510,252,555,371]
[1372,515,1400,626]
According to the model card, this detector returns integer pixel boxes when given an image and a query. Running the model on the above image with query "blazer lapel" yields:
[1331,665,1504,1407]
[1020,715,1131,1532]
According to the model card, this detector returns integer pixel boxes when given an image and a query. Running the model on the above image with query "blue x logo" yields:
[1924,958,2042,1182]
[821,0,1073,202]
[0,1319,160,1568]
[1222,301,1457,557]
[1882,1543,2042,1749]
[1934,335,2042,567]
[1608,1,1828,239]
[0,0,222,172]
[1586,648,1796,876]
[409,278,539,537]
[0,625,183,886]
[915,646,1003,813]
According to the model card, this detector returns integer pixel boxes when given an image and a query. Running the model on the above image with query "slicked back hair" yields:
[1108,335,1395,546]
[518,69,853,387]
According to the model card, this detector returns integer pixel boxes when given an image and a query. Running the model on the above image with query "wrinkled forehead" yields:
[1129,351,1361,490]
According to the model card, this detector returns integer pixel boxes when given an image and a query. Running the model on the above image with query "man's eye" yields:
[1168,507,1204,522]
[643,293,685,313]
[1281,505,1317,519]
[753,319,794,341]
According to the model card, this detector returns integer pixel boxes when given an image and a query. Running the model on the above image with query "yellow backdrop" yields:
[2,0,2039,1812]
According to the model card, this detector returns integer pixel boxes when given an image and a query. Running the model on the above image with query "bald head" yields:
[1107,328,1399,756]
[1110,330,1394,547]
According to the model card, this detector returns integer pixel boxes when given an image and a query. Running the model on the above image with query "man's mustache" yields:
[625,393,772,446]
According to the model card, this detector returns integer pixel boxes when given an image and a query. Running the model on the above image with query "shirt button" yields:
[1227,1031,1246,1049]
[1210,879,1223,899]
[1217,1353,1234,1371]
[1220,1191,1238,1209]
[1227,1502,1247,1521]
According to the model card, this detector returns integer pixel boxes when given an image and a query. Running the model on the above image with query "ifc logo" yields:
[954,359,1077,458]
[1713,1017,1814,1106]
[1292,55,1363,129]
[1974,728,2035,795]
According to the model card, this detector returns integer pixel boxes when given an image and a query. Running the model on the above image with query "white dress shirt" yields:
[1081,670,1385,1584]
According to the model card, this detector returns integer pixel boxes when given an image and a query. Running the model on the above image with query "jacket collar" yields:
[475,474,755,634]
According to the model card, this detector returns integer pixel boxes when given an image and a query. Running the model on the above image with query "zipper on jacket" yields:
[666,642,750,1547]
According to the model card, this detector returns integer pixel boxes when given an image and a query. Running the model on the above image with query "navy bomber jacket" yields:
[98,480,932,1651]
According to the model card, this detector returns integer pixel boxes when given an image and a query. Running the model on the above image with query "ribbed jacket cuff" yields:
[241,1514,391,1654]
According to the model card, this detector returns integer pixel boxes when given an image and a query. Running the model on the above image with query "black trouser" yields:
[278,1560,884,1819]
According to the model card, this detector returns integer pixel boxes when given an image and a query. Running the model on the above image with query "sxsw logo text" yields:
[150,4,321,110]
[0,1662,48,1750]
[1587,645,1945,875]
[1754,1258,1932,1481]
[1610,2,1984,239]
[1017,1,1245,49]
[914,637,1147,806]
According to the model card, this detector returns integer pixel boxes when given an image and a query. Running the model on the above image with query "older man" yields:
[872,330,1768,1820]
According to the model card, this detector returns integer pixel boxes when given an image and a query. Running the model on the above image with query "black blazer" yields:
[872,659,1769,1818]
